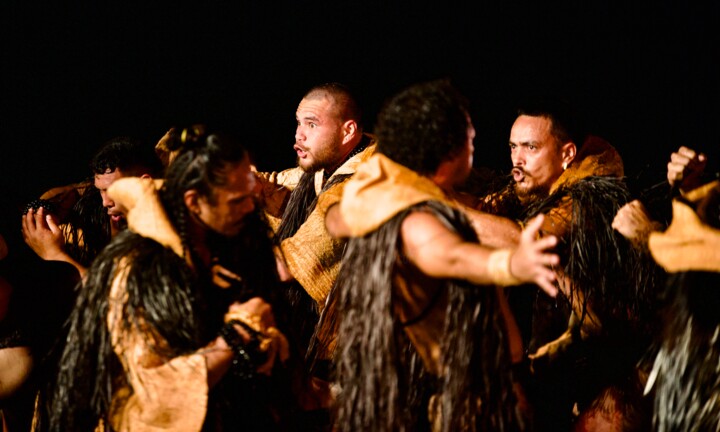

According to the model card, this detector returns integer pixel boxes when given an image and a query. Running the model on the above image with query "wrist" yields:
[487,248,523,286]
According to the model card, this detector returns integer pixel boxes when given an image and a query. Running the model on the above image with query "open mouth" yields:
[294,144,308,158]
[511,168,525,182]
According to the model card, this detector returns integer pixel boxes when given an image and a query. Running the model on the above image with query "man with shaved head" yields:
[254,83,375,425]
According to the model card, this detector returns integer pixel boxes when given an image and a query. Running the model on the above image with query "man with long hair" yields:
[47,130,293,431]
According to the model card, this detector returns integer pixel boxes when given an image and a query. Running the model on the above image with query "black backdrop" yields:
[1,2,718,211]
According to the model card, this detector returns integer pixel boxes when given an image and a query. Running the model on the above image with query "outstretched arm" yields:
[399,212,559,297]
[462,206,521,249]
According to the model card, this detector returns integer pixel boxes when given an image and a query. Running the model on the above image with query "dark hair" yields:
[375,79,470,176]
[303,82,364,129]
[516,94,587,148]
[159,131,249,258]
[90,136,163,177]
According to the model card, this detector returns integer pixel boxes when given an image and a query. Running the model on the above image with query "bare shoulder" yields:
[400,210,460,250]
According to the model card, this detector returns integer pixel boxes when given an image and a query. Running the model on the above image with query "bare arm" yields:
[399,212,558,296]
[463,206,521,248]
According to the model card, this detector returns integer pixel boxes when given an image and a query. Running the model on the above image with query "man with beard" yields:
[478,97,659,430]
[46,130,293,431]
[254,83,375,422]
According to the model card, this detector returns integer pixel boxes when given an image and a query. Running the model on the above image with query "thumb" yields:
[521,214,545,242]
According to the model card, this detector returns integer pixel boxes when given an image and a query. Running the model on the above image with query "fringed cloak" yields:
[523,175,660,431]
[334,154,519,432]
[47,177,289,432]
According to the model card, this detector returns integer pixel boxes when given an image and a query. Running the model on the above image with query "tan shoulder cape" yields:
[339,153,453,237]
[649,181,720,273]
[102,177,208,431]
[257,141,376,306]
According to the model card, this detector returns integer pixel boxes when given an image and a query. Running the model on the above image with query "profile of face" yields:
[95,168,127,225]
[294,95,346,173]
[509,115,574,203]
[190,157,257,238]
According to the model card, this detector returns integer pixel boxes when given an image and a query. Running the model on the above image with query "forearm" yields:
[463,207,521,248]
[202,336,234,388]
[44,250,87,279]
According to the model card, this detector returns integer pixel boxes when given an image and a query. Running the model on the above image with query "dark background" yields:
[1,2,718,212]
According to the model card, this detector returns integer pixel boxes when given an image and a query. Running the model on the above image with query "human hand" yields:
[225,297,289,374]
[612,200,660,244]
[225,297,276,332]
[667,146,707,191]
[510,214,559,297]
[21,207,68,262]
[210,261,244,289]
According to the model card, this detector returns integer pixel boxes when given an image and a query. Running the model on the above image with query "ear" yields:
[341,119,358,145]
[561,142,577,166]
[184,189,201,215]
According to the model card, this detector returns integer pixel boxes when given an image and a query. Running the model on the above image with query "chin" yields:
[514,183,551,206]
[297,158,313,172]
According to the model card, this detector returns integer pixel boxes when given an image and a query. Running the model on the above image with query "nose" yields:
[295,125,305,142]
[100,191,114,209]
[511,148,524,167]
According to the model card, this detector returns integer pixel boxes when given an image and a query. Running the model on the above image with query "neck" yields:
[430,171,456,194]
[325,135,365,177]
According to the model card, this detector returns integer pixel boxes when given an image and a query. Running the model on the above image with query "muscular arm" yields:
[399,211,559,296]
[462,206,521,248]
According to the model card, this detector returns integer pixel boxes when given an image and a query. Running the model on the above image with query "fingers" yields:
[676,146,697,160]
[211,264,243,289]
[45,213,61,234]
[612,200,640,229]
[532,235,558,254]
[536,276,558,298]
[229,297,276,327]
[521,214,545,241]
[21,209,31,237]
[667,146,707,187]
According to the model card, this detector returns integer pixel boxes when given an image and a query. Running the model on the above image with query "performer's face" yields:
[509,115,570,204]
[193,157,257,237]
[95,168,128,226]
[294,95,345,173]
